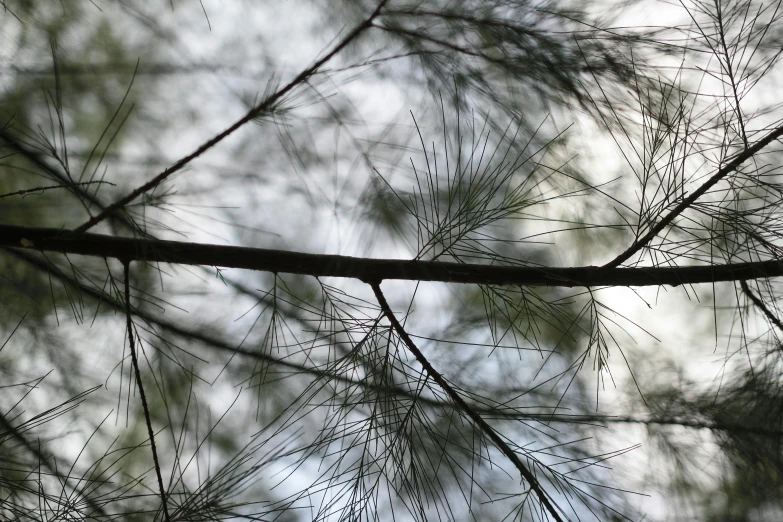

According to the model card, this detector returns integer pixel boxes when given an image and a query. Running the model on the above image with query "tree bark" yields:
[3,224,782,287]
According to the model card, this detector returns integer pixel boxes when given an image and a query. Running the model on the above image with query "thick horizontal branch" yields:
[3,224,783,287]
[8,248,783,441]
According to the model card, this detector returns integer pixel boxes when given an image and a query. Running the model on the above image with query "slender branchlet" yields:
[75,0,389,233]
[604,123,783,268]
[370,281,565,522]
[123,261,171,522]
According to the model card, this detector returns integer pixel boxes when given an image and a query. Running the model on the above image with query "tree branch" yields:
[741,279,783,333]
[603,123,783,268]
[9,248,782,448]
[370,281,565,522]
[123,261,171,522]
[74,0,388,233]
[4,224,783,287]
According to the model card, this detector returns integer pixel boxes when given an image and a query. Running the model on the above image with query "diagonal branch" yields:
[74,0,388,233]
[4,223,783,287]
[123,261,171,522]
[603,123,783,269]
[370,281,565,522]
[740,279,783,333]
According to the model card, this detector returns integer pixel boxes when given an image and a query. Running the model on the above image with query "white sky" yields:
[2,0,781,519]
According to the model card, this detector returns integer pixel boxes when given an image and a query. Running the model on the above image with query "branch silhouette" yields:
[9,247,783,439]
[74,0,388,233]
[3,224,783,287]
[370,282,565,522]
[123,261,171,522]
[603,123,783,268]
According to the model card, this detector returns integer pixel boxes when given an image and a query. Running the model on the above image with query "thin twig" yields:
[603,123,783,268]
[75,0,388,233]
[123,261,171,522]
[370,282,566,522]
[0,181,113,199]
[740,280,783,333]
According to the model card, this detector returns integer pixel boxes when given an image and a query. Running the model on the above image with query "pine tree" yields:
[1,1,783,520]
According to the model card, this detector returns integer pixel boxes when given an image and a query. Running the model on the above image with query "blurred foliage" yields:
[2,0,783,521]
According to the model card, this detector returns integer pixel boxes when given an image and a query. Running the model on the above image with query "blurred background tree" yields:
[1,1,783,520]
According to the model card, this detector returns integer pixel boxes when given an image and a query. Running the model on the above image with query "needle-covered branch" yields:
[11,246,783,440]
[603,123,783,268]
[371,282,565,522]
[3,224,783,287]
[123,262,171,522]
[74,0,388,233]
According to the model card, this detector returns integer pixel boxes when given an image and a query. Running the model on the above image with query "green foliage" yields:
[3,1,783,521]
